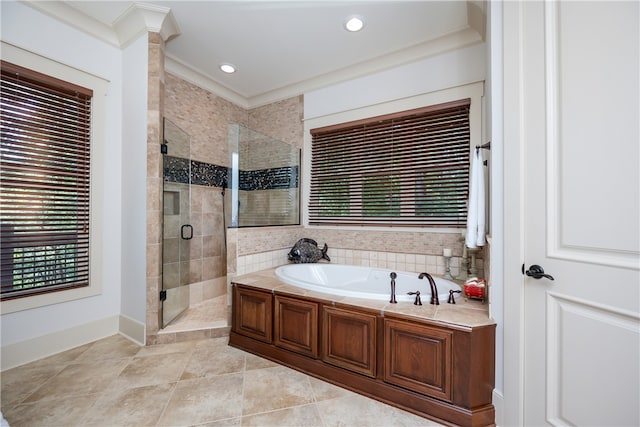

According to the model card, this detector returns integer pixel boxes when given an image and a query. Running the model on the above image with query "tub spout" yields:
[418,272,439,305]
[389,272,397,304]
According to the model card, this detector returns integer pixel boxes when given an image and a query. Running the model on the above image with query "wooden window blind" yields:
[309,99,470,227]
[0,61,93,299]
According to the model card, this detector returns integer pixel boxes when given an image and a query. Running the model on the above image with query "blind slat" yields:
[309,100,471,227]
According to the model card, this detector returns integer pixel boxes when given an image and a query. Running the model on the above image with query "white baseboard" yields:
[118,313,145,345]
[493,389,504,427]
[1,315,119,371]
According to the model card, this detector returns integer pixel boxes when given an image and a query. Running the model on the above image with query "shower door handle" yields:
[181,224,193,240]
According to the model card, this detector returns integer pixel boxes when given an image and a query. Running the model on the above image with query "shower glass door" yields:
[161,119,191,327]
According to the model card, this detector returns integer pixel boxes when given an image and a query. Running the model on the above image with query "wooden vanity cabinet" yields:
[232,285,272,343]
[274,295,319,358]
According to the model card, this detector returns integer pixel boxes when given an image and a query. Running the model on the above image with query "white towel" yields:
[465,149,486,248]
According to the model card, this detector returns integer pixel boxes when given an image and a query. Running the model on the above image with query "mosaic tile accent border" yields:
[239,166,298,190]
[163,155,298,190]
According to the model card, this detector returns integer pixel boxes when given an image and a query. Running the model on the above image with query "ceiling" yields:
[30,1,486,108]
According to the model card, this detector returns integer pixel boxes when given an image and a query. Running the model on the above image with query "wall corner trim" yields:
[118,314,146,346]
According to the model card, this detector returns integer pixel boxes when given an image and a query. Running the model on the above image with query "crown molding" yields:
[21,1,120,46]
[20,1,180,48]
[113,3,180,47]
[165,55,250,110]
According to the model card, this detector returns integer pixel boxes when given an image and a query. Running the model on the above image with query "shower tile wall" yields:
[162,180,227,306]
[248,96,304,148]
[160,74,304,319]
[146,32,165,342]
[238,132,300,226]
[162,182,190,323]
[189,184,227,300]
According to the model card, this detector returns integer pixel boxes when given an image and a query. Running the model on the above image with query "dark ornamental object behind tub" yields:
[287,238,330,263]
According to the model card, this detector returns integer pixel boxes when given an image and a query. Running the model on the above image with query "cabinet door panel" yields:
[322,306,376,377]
[274,295,319,357]
[233,286,273,343]
[384,318,452,401]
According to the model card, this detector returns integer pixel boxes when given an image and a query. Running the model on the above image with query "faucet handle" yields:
[407,291,422,306]
[447,289,462,304]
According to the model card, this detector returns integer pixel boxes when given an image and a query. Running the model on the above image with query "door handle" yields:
[523,264,554,280]
[181,224,193,240]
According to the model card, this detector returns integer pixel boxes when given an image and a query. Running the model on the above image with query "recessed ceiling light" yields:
[220,63,236,73]
[344,16,364,32]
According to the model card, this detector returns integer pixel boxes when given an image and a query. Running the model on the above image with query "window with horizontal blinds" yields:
[309,99,470,227]
[0,60,93,299]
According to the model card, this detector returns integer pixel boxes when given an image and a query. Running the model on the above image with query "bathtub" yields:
[275,264,461,303]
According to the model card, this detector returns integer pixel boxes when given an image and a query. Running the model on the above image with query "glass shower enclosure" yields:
[161,119,191,327]
[228,124,300,227]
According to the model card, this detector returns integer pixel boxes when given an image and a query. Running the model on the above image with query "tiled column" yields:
[146,32,165,344]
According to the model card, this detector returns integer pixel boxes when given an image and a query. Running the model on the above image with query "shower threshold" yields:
[160,295,229,334]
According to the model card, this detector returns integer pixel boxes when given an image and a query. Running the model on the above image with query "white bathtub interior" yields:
[275,263,461,302]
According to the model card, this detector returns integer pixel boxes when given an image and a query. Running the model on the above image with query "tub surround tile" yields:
[232,267,494,328]
[382,301,439,320]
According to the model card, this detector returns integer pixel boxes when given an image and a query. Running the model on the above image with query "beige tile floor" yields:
[1,334,444,427]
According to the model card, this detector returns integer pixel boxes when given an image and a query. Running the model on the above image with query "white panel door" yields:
[518,1,640,425]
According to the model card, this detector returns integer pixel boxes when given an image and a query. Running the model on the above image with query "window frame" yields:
[1,60,93,300]
[303,82,484,231]
[1,42,107,314]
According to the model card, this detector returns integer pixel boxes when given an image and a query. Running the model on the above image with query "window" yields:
[0,60,92,300]
[309,99,470,227]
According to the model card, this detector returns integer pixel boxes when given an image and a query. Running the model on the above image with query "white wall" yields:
[120,34,149,335]
[0,2,126,368]
[304,43,486,120]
